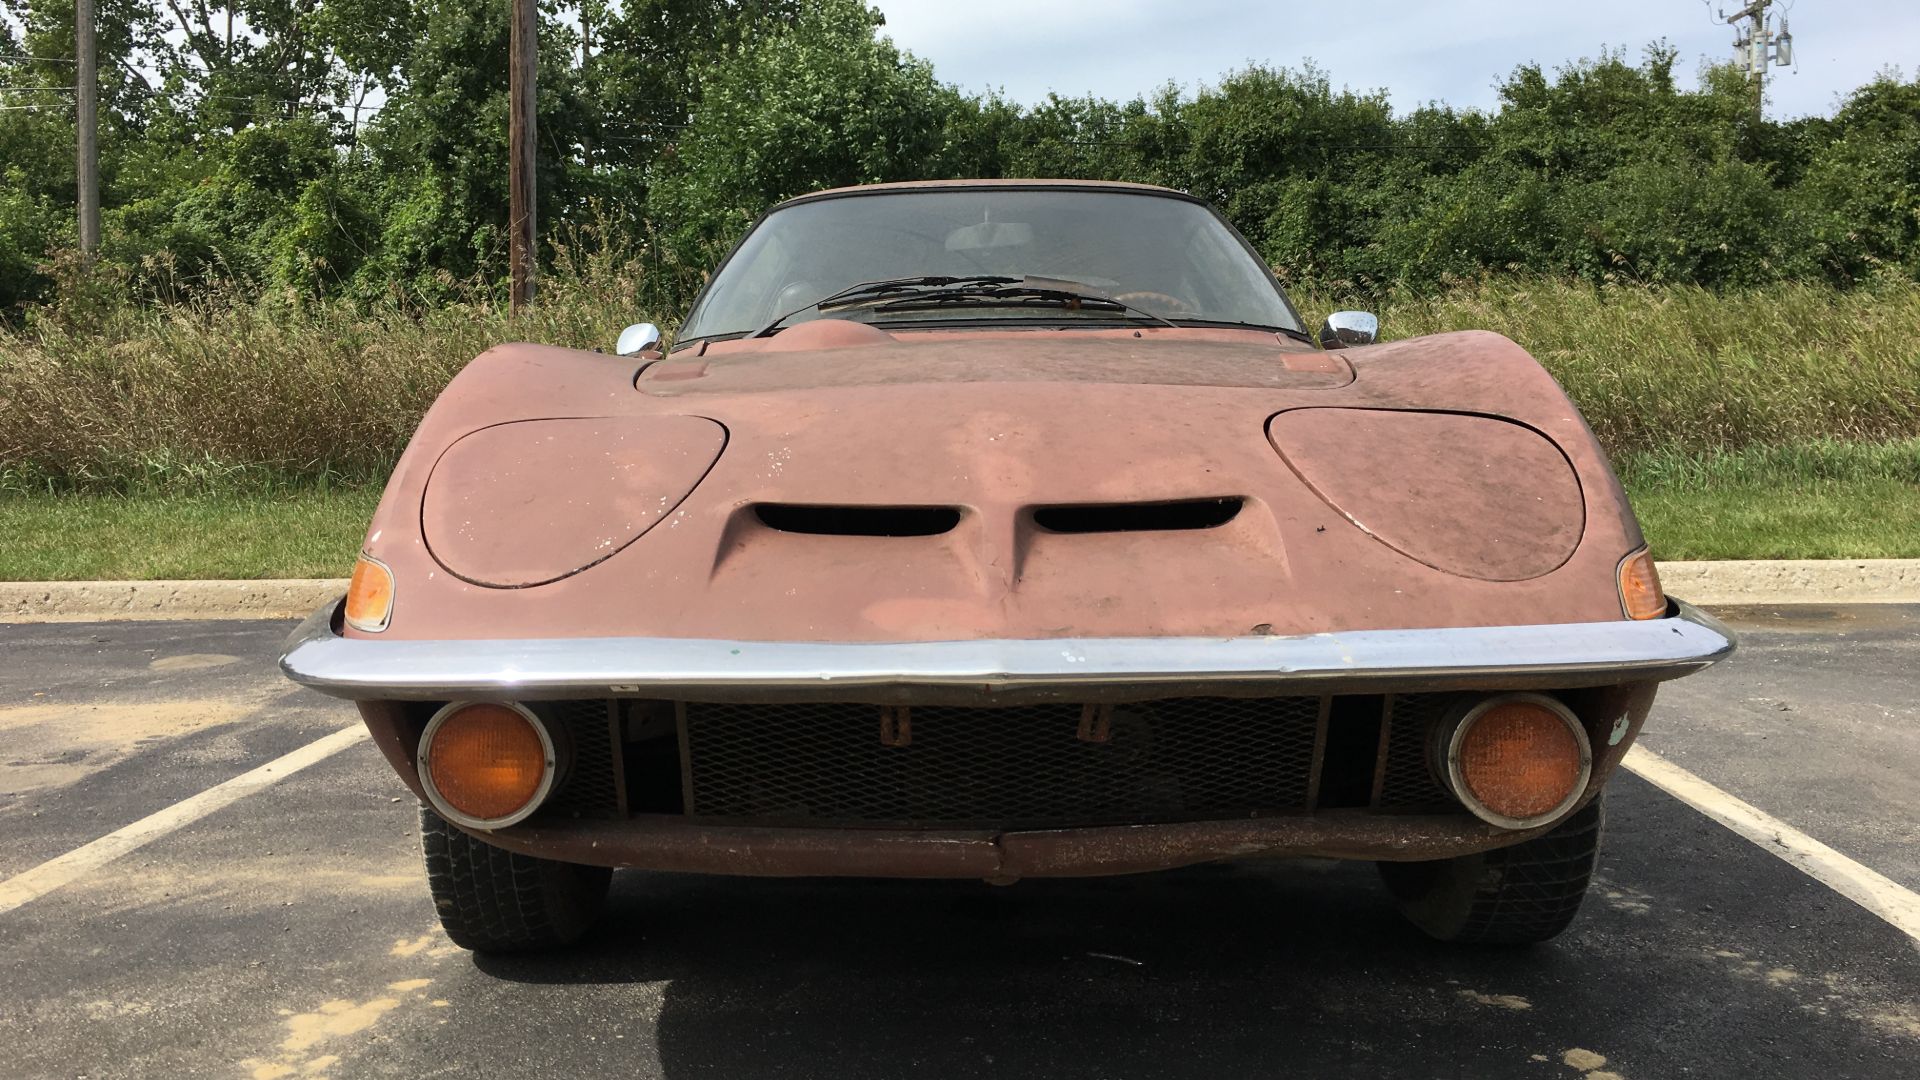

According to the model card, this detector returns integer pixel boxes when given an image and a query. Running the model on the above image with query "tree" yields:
[647,0,975,267]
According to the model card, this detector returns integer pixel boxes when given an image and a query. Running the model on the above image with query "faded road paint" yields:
[1624,745,1920,948]
[0,725,367,915]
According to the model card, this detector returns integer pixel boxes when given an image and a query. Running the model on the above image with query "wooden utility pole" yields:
[75,0,100,256]
[508,0,537,313]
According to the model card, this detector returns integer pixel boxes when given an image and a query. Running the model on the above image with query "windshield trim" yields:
[671,185,1307,351]
[683,316,1312,348]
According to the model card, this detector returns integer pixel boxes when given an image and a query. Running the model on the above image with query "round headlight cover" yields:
[422,416,726,587]
[1268,408,1584,581]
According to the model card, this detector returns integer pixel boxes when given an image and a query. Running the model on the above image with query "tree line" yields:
[3,0,1918,321]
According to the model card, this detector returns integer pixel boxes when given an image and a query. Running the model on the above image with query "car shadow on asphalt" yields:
[472,775,1920,1080]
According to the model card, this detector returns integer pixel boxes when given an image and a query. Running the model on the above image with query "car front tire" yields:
[419,805,611,953]
[1376,797,1602,944]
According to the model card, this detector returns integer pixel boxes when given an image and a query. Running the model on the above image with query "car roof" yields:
[770,178,1203,212]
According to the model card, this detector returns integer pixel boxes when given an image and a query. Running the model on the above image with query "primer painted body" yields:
[345,326,1639,643]
[282,180,1728,877]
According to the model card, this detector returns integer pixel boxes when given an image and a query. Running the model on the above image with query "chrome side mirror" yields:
[1318,311,1379,349]
[615,322,663,356]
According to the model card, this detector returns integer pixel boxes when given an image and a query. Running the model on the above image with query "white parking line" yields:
[0,725,368,916]
[1624,745,1920,946]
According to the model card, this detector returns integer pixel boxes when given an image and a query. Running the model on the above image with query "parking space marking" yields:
[0,725,367,916]
[1624,745,1920,946]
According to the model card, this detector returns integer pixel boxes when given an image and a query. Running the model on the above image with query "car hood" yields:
[354,327,1644,642]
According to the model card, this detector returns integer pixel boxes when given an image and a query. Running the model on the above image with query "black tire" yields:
[1377,797,1602,944]
[419,806,612,953]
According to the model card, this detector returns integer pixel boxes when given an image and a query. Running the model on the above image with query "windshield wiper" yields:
[751,275,1019,338]
[1167,318,1318,345]
[858,276,1183,330]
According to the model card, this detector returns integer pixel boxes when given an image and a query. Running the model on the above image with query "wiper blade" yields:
[816,274,1019,310]
[1162,318,1318,344]
[751,275,1019,338]
[864,276,1183,330]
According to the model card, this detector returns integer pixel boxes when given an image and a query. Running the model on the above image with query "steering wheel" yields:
[1114,290,1194,316]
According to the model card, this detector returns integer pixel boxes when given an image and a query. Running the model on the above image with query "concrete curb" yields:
[1655,559,1920,608]
[4,560,1919,623]
[1,579,347,623]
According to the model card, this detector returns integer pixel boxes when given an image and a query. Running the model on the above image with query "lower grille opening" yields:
[1375,693,1459,810]
[1032,497,1242,534]
[506,693,1475,829]
[620,701,685,815]
[755,503,961,537]
[534,700,625,820]
[679,697,1321,827]
[1316,695,1385,808]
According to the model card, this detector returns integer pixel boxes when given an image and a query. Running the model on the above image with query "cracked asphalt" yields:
[1,607,1916,1079]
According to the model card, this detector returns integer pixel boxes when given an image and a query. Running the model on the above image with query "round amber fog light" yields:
[1440,694,1592,830]
[418,702,556,829]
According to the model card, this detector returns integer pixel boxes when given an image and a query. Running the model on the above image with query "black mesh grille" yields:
[1376,694,1456,810]
[679,697,1323,827]
[539,700,623,819]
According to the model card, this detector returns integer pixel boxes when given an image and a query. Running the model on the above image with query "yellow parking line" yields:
[1624,745,1920,947]
[0,725,368,916]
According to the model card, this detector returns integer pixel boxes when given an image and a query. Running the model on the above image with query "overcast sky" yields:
[869,0,1915,119]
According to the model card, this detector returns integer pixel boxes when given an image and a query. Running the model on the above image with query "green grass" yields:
[3,441,1914,579]
[0,489,379,580]
[1620,438,1920,560]
[1632,482,1920,560]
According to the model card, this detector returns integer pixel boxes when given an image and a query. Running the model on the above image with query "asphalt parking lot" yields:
[2,608,1916,1079]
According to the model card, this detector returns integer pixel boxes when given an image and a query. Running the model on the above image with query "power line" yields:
[0,53,77,64]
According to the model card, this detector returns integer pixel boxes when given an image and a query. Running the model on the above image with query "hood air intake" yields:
[754,504,962,537]
[1033,497,1243,534]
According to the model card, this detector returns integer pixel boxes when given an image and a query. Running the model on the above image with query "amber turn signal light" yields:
[1617,547,1665,621]
[418,702,557,829]
[1439,694,1592,830]
[344,553,395,633]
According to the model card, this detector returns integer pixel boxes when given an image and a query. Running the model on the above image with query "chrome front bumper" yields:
[279,599,1735,704]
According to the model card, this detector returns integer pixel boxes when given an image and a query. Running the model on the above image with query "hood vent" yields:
[755,504,962,537]
[1033,497,1243,534]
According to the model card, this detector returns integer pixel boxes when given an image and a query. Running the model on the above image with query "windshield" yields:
[677,189,1303,342]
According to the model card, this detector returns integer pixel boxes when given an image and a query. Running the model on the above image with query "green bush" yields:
[7,10,1920,318]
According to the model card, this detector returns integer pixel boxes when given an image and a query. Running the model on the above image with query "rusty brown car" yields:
[281,180,1735,952]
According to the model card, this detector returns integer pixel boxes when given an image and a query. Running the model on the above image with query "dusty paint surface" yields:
[347,324,1643,643]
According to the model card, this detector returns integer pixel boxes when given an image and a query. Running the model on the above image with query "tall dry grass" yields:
[1298,280,1920,457]
[5,276,1919,492]
[1,247,665,493]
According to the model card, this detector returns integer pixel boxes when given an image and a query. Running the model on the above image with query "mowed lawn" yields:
[0,488,380,580]
[1631,480,1920,560]
[2,473,1915,581]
